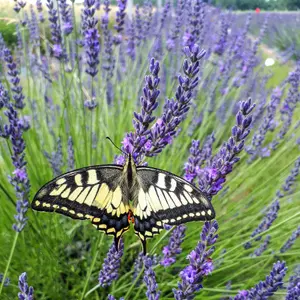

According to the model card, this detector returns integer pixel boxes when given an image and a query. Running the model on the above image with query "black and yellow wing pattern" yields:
[133,167,215,245]
[32,165,130,246]
[32,156,215,253]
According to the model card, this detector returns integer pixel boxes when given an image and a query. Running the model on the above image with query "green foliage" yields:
[0,20,17,47]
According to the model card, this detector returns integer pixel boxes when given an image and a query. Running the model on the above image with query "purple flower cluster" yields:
[0,274,10,287]
[143,255,161,300]
[36,0,45,23]
[234,261,286,300]
[3,48,25,109]
[141,46,206,161]
[82,0,100,78]
[58,0,73,36]
[280,156,300,195]
[46,0,65,59]
[44,138,63,177]
[29,4,40,46]
[118,58,160,164]
[166,0,186,51]
[67,136,75,171]
[198,98,255,196]
[247,87,283,161]
[161,225,186,267]
[286,265,300,300]
[184,134,215,183]
[214,13,230,56]
[271,65,300,150]
[18,272,34,300]
[280,226,300,253]
[114,0,127,45]
[251,235,271,257]
[244,200,280,249]
[173,221,218,299]
[98,239,124,287]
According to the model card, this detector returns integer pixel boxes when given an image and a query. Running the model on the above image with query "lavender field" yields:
[0,0,299,299]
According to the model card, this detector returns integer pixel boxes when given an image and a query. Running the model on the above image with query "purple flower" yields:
[280,226,300,253]
[251,235,271,257]
[58,0,73,35]
[143,255,161,300]
[3,48,25,109]
[127,21,136,60]
[247,87,282,162]
[44,137,63,177]
[114,0,127,41]
[173,221,219,299]
[46,0,65,59]
[198,98,255,196]
[167,0,186,51]
[143,45,206,160]
[234,261,286,299]
[29,4,40,46]
[244,200,279,249]
[286,265,300,300]
[84,98,98,110]
[214,13,230,56]
[36,0,45,23]
[67,136,75,171]
[99,239,124,287]
[161,225,186,267]
[18,272,34,300]
[0,274,10,287]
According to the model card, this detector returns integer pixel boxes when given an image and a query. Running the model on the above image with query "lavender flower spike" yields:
[251,235,271,257]
[280,226,300,253]
[234,261,287,299]
[198,98,255,196]
[173,221,219,300]
[18,272,34,300]
[161,225,186,267]
[99,239,124,287]
[286,265,300,300]
[143,255,161,300]
[114,0,127,45]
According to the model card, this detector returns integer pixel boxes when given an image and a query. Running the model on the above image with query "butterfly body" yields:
[32,155,215,253]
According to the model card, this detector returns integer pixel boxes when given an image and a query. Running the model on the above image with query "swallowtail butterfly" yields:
[32,155,215,253]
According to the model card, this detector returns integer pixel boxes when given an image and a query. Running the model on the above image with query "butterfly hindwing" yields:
[134,167,215,241]
[31,165,130,241]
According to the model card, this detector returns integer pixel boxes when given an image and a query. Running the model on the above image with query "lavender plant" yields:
[0,2,299,300]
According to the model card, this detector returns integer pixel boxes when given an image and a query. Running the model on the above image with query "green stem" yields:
[80,233,104,300]
[0,232,19,295]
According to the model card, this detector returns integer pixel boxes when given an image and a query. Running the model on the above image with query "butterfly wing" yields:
[32,165,130,248]
[134,166,215,248]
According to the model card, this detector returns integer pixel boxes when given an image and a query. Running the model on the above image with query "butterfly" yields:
[31,154,215,254]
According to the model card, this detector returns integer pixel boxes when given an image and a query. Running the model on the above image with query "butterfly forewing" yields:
[134,167,215,240]
[32,165,130,241]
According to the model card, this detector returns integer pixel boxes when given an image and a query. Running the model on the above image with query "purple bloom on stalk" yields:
[161,225,186,267]
[127,21,136,60]
[167,0,186,51]
[251,235,271,257]
[117,58,160,163]
[286,265,300,300]
[198,98,255,196]
[67,136,75,171]
[44,138,63,177]
[280,226,300,253]
[143,45,206,160]
[58,0,73,35]
[244,200,279,249]
[173,221,218,300]
[84,98,98,110]
[36,0,45,23]
[281,156,300,194]
[114,0,127,45]
[214,13,230,56]
[99,239,124,287]
[143,255,161,300]
[3,48,25,109]
[247,87,282,162]
[29,5,40,46]
[46,0,65,59]
[0,274,10,286]
[83,0,100,78]
[18,272,34,300]
[234,261,286,300]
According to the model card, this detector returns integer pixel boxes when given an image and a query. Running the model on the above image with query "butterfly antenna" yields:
[106,137,126,155]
